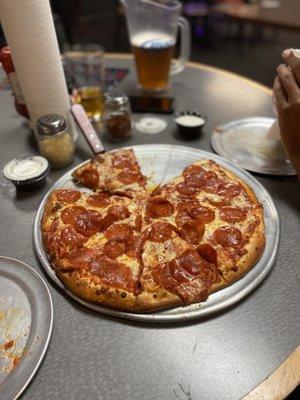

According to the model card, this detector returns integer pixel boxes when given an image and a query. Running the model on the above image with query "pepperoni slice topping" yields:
[61,206,86,226]
[135,215,142,232]
[116,170,143,185]
[175,211,192,227]
[168,260,195,283]
[112,154,137,170]
[90,256,136,292]
[188,206,215,224]
[104,238,128,259]
[220,206,247,223]
[78,168,99,189]
[176,200,215,225]
[148,221,174,242]
[177,197,200,211]
[57,189,81,203]
[180,220,205,244]
[198,171,220,193]
[213,226,243,247]
[61,227,87,246]
[64,247,96,269]
[146,197,174,218]
[173,249,211,275]
[182,165,205,179]
[74,209,102,236]
[152,249,220,302]
[126,232,147,261]
[176,205,215,227]
[176,181,199,195]
[99,213,120,232]
[197,243,218,265]
[218,182,242,198]
[104,223,134,242]
[87,193,110,208]
[107,205,130,220]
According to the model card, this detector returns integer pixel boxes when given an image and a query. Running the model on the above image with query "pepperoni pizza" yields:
[41,150,265,312]
[72,148,147,197]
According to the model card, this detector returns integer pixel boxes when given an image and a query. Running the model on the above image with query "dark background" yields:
[50,0,300,87]
[1,0,300,87]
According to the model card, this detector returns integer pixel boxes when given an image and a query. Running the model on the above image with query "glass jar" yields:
[36,114,75,168]
[103,92,132,141]
[64,44,105,122]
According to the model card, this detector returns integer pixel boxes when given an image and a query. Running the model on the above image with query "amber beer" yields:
[132,32,175,91]
[77,86,104,122]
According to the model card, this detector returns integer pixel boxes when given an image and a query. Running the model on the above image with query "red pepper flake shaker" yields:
[0,46,29,119]
[103,92,132,141]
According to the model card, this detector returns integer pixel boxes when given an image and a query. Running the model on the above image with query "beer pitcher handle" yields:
[170,17,191,75]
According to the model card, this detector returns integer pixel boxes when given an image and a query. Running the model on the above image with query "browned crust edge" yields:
[57,270,138,311]
[210,164,266,292]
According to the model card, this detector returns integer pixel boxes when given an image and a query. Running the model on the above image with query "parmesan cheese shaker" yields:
[36,114,75,168]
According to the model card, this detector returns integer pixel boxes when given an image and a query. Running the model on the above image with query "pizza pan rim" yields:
[33,144,279,323]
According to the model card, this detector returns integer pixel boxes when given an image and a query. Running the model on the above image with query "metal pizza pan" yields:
[33,144,279,323]
[0,256,53,399]
[211,117,295,175]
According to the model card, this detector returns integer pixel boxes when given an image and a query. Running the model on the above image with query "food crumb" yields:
[4,340,15,350]
[13,356,20,367]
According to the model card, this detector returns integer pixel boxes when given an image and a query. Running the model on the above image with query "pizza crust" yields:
[57,270,137,311]
[206,163,266,291]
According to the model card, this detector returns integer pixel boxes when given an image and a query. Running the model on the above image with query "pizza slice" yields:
[140,159,265,293]
[136,220,221,311]
[42,188,144,311]
[72,149,148,197]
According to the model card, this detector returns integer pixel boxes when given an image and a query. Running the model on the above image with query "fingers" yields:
[282,48,300,85]
[273,75,288,111]
[277,64,300,102]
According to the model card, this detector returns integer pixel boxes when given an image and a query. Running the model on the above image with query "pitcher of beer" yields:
[121,0,190,91]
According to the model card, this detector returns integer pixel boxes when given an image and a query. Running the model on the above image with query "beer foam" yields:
[131,32,175,49]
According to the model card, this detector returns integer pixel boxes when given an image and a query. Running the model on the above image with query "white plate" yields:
[33,144,279,323]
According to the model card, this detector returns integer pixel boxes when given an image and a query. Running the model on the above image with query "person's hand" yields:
[273,60,300,177]
[282,48,300,83]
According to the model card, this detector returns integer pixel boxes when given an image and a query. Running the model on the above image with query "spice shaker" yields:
[103,92,132,141]
[37,114,75,168]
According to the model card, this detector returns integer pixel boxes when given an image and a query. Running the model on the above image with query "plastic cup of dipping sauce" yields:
[3,156,50,191]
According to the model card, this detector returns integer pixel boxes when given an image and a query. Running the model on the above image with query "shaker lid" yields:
[37,114,67,135]
[104,91,129,106]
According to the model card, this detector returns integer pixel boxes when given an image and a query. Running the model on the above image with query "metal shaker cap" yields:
[36,114,67,136]
[105,91,129,107]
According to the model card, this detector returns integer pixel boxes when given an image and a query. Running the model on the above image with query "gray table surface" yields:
[0,55,299,400]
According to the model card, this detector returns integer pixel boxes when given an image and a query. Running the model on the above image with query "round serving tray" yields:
[33,144,279,323]
[211,117,296,176]
[0,256,53,399]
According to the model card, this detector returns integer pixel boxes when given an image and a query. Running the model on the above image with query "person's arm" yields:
[273,64,300,177]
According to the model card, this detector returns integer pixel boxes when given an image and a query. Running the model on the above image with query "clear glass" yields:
[38,131,74,168]
[103,92,132,141]
[64,44,105,122]
[121,0,190,91]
